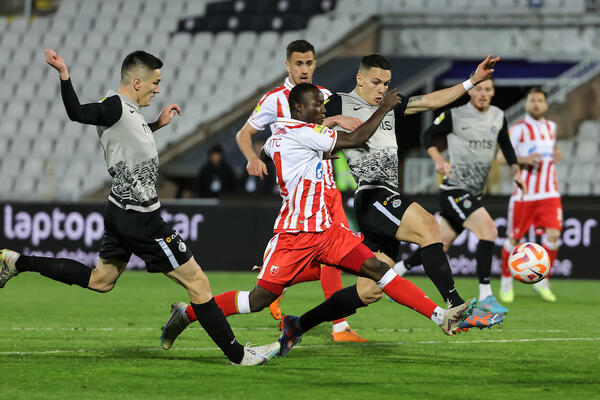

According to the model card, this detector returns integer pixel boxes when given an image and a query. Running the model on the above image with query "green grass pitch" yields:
[1,271,599,400]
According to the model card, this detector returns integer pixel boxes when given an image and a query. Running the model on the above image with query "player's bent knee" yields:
[248,287,278,312]
[87,279,116,293]
[360,257,390,282]
[184,270,212,300]
[359,287,384,304]
[421,212,441,240]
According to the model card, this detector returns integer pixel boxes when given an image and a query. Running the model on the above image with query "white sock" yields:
[236,291,251,314]
[332,321,350,332]
[479,284,492,300]
[376,269,397,289]
[501,275,513,292]
[431,306,445,326]
[534,278,549,290]
[393,260,408,276]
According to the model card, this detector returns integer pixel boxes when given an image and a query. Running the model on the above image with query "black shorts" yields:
[354,186,414,259]
[438,189,482,234]
[99,202,193,273]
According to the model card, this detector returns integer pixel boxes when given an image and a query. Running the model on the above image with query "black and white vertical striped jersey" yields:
[60,79,160,212]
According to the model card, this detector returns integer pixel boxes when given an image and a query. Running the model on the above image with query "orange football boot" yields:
[331,327,368,342]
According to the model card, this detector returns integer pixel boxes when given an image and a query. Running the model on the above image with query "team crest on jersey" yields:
[270,265,279,276]
[392,199,401,208]
[491,125,497,133]
[463,199,472,209]
[178,241,187,253]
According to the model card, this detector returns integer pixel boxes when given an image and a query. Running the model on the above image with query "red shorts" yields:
[257,223,371,294]
[508,197,563,240]
[325,188,349,226]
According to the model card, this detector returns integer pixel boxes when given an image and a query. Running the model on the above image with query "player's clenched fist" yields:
[45,48,69,80]
[380,88,402,111]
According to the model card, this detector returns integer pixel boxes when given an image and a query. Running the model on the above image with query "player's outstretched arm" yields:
[236,122,268,179]
[45,48,69,80]
[322,115,363,131]
[333,89,402,151]
[404,54,500,115]
[45,49,121,127]
[149,104,181,132]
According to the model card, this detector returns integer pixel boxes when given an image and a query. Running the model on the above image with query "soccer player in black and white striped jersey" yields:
[0,49,279,366]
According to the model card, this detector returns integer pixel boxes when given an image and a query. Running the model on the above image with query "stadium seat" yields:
[574,140,598,160]
[19,118,42,139]
[23,156,47,177]
[12,177,37,199]
[0,137,9,154]
[55,135,78,156]
[567,182,591,195]
[14,82,37,100]
[0,155,23,179]
[9,138,32,157]
[577,120,600,140]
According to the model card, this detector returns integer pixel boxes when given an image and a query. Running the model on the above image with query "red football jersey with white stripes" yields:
[509,114,560,201]
[264,118,338,233]
[247,77,337,190]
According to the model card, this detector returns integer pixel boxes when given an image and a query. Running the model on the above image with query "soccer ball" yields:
[508,242,550,284]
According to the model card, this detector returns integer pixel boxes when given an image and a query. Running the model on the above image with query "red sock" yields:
[542,245,558,278]
[184,292,239,321]
[382,274,437,318]
[214,291,239,317]
[501,240,512,278]
[320,264,346,325]
[185,305,197,322]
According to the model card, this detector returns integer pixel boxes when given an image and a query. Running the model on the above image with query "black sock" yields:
[298,285,366,333]
[476,240,494,285]
[404,248,423,268]
[420,242,464,307]
[191,299,244,364]
[15,255,91,288]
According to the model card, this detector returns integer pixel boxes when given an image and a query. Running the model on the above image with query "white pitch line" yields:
[1,337,598,356]
[0,327,573,333]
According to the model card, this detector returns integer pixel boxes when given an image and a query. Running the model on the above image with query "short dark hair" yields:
[121,50,163,83]
[527,86,547,99]
[209,144,224,155]
[359,54,392,72]
[288,83,319,112]
[286,40,315,60]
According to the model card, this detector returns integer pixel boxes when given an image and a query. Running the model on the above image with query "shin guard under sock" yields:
[320,265,346,325]
[404,247,423,268]
[191,299,244,363]
[214,291,240,317]
[298,285,365,333]
[15,255,91,288]
[420,243,464,306]
[376,270,437,318]
[476,240,494,285]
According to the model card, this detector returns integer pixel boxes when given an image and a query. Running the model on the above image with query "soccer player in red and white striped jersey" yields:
[500,87,562,302]
[159,41,367,347]
[216,85,477,349]
[240,40,366,341]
